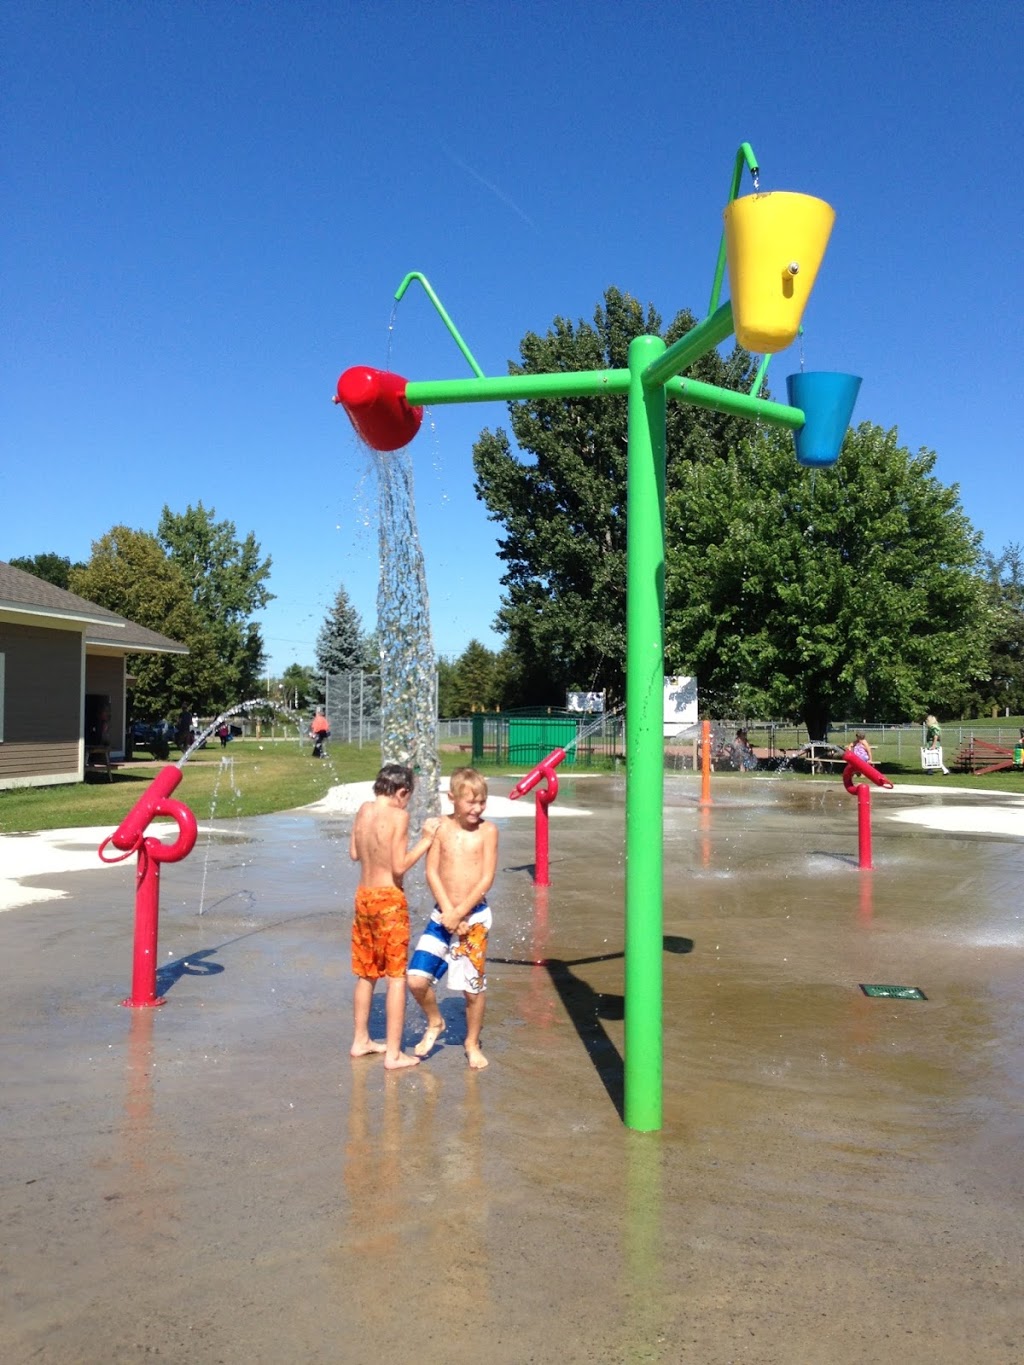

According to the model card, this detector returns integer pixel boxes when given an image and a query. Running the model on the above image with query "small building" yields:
[0,561,187,790]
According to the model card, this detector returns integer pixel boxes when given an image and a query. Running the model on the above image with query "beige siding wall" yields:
[86,654,126,753]
[0,622,82,785]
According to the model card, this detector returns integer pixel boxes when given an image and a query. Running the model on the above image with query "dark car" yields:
[129,719,174,760]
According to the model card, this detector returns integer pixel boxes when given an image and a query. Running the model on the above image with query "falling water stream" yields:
[372,443,441,820]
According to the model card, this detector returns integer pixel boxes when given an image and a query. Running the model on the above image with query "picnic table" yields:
[952,736,1019,776]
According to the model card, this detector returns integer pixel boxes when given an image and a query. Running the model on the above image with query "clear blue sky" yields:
[4,1,1022,677]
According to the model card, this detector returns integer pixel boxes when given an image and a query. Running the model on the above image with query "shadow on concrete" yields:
[491,935,693,1120]
[155,947,225,995]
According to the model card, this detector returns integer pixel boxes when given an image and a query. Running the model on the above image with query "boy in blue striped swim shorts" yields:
[408,768,498,1069]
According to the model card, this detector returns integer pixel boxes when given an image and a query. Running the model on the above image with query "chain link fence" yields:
[323,671,382,747]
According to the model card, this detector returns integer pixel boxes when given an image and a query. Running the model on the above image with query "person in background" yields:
[176,707,193,750]
[924,714,950,774]
[852,730,873,764]
[310,707,331,758]
[731,728,757,771]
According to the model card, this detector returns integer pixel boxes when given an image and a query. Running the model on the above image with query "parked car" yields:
[129,719,174,760]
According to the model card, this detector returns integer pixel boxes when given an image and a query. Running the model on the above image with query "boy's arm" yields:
[393,808,442,873]
[426,826,458,923]
[441,823,499,929]
[349,807,361,863]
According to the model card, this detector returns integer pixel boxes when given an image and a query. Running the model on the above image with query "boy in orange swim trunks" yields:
[349,763,438,1071]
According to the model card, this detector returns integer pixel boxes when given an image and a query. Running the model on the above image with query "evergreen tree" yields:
[315,582,365,677]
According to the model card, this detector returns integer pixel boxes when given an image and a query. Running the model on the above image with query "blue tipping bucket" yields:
[787,372,862,467]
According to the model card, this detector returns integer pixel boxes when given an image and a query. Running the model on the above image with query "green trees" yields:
[471,287,994,732]
[472,287,758,706]
[69,527,217,717]
[437,639,512,716]
[68,509,272,718]
[315,582,367,677]
[970,544,1024,716]
[9,552,85,590]
[665,423,993,737]
[157,504,272,708]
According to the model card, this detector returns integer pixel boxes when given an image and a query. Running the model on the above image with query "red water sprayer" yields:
[99,765,198,1007]
[508,746,568,886]
[841,746,892,870]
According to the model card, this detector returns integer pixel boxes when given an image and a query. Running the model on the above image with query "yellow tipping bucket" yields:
[723,192,835,353]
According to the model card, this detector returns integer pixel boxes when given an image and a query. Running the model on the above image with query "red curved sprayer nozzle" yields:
[509,747,568,800]
[841,746,893,794]
[108,763,198,863]
[334,366,424,451]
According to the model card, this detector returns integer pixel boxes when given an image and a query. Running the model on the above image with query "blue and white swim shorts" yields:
[407,900,491,994]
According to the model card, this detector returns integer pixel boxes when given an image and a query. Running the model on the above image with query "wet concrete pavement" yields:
[2,775,1023,1363]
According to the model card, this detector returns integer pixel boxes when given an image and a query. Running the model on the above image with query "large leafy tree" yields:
[157,503,272,708]
[664,423,994,737]
[69,527,219,716]
[472,287,758,706]
[8,552,86,590]
[969,544,1024,717]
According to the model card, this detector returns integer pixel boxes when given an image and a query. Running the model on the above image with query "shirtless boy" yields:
[349,763,438,1071]
[408,768,499,1069]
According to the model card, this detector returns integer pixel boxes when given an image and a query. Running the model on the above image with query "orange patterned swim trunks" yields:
[351,885,410,980]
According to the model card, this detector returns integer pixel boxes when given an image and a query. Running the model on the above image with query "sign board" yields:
[663,676,698,736]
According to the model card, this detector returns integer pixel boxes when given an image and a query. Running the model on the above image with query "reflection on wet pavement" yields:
[1,776,1023,1361]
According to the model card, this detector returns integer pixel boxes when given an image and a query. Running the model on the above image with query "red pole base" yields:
[121,996,166,1009]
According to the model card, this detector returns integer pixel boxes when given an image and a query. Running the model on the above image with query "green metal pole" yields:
[664,375,803,429]
[640,301,734,390]
[394,272,486,378]
[707,142,760,315]
[406,369,629,407]
[625,334,666,1132]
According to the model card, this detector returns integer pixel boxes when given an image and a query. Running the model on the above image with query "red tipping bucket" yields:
[334,367,423,451]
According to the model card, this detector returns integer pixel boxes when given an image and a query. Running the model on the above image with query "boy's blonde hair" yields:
[449,766,487,799]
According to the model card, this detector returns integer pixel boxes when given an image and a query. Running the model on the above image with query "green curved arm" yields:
[394,271,485,378]
[707,141,760,317]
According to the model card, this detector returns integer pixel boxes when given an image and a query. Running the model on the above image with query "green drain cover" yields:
[860,984,927,1000]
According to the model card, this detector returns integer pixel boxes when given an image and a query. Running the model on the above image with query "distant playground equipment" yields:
[841,746,893,870]
[509,746,568,887]
[334,142,860,1132]
[700,718,713,807]
[99,765,198,1008]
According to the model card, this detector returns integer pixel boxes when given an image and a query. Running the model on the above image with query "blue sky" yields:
[4,1,1022,677]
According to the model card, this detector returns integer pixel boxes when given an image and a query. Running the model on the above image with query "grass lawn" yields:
[0,739,384,834]
[5,728,1024,836]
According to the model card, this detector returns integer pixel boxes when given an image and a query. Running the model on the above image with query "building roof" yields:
[0,561,187,655]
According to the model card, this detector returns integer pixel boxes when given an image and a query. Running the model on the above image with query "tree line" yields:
[15,289,1024,734]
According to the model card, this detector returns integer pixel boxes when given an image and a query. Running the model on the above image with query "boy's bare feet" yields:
[349,1040,387,1058]
[414,1020,446,1057]
[383,1051,421,1071]
[465,1044,488,1069]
